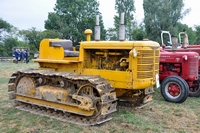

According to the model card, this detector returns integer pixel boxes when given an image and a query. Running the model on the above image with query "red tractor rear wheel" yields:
[161,76,189,103]
[189,75,200,97]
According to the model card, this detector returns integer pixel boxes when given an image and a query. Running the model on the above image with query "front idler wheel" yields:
[161,76,189,103]
[77,84,102,116]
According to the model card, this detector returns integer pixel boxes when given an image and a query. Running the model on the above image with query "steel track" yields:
[8,69,117,126]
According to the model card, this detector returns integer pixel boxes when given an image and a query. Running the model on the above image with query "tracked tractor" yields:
[8,14,160,125]
[160,31,200,100]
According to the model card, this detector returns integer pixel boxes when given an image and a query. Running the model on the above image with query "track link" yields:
[8,69,117,126]
[14,101,112,126]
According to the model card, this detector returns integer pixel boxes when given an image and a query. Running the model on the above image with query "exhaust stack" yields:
[119,13,125,41]
[94,15,100,41]
[172,36,178,52]
[183,31,188,49]
[179,30,189,49]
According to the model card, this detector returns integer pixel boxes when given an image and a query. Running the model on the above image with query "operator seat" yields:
[50,40,79,57]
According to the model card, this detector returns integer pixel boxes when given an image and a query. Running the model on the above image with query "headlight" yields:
[133,48,137,57]
[182,55,188,60]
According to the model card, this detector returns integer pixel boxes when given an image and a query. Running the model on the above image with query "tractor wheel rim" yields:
[165,82,181,99]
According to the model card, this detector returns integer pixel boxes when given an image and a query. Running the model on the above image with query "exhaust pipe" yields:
[179,30,189,49]
[94,15,100,41]
[171,35,178,52]
[183,31,188,48]
[119,13,125,41]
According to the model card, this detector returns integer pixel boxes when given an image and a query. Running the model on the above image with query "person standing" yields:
[20,49,25,63]
[25,50,29,64]
[14,49,19,64]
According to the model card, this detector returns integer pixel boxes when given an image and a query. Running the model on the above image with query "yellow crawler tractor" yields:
[8,14,160,125]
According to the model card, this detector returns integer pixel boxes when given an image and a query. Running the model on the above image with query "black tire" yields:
[161,76,189,103]
[189,75,200,97]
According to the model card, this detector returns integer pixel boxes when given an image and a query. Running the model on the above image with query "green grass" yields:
[0,61,200,133]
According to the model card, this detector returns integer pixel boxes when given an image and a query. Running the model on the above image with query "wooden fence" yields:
[0,57,14,61]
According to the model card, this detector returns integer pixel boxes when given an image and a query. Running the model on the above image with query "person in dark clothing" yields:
[20,49,25,62]
[24,50,29,64]
[14,49,19,64]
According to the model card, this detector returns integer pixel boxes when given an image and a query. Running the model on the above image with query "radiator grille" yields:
[137,49,160,79]
[137,72,153,78]
[155,57,160,64]
[155,50,160,56]
[137,65,153,71]
[139,50,154,57]
[188,58,198,75]
[138,58,153,64]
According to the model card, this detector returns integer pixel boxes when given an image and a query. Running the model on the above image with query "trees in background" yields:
[2,0,200,57]
[194,25,200,44]
[0,18,20,56]
[19,28,43,51]
[143,0,191,43]
[0,37,20,57]
[45,0,106,45]
[0,19,61,57]
[107,0,136,40]
[19,28,61,55]
[131,23,147,40]
[0,18,12,34]
[174,23,196,44]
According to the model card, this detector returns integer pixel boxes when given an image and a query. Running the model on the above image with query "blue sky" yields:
[0,0,199,30]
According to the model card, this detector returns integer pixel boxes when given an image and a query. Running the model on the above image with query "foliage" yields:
[45,0,106,45]
[0,19,21,57]
[107,0,136,40]
[0,37,20,56]
[194,25,200,44]
[19,28,61,54]
[0,18,16,41]
[132,22,147,40]
[1,0,200,55]
[43,29,61,39]
[106,28,118,41]
[0,18,12,33]
[175,23,196,44]
[143,0,191,44]
[19,27,43,52]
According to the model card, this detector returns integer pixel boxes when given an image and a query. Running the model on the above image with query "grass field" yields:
[0,61,200,133]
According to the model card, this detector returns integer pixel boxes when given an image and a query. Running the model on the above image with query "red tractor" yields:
[160,33,199,103]
[162,31,200,97]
